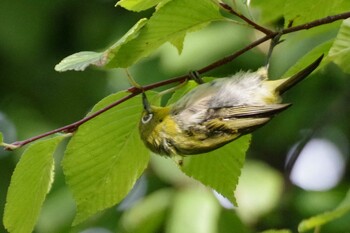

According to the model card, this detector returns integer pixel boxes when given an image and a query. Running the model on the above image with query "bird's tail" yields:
[275,55,324,95]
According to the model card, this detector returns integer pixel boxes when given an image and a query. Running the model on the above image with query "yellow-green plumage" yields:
[139,55,323,157]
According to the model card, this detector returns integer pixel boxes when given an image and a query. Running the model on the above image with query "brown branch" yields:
[218,2,274,35]
[5,93,137,150]
[4,11,350,150]
[282,11,350,34]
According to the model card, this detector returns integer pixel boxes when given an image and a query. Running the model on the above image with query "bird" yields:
[139,55,323,157]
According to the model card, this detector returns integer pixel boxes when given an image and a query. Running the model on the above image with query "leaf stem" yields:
[4,11,350,150]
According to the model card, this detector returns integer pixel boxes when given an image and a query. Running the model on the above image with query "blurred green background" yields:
[1,0,349,232]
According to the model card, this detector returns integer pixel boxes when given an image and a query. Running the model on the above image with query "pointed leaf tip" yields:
[54,18,148,72]
[54,51,106,72]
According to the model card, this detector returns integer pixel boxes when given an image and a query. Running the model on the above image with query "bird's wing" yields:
[207,103,291,119]
[203,104,291,134]
[204,117,271,133]
[171,82,218,114]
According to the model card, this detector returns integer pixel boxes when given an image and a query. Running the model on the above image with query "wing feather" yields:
[208,104,291,119]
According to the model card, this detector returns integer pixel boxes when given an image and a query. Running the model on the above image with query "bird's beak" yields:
[142,92,153,114]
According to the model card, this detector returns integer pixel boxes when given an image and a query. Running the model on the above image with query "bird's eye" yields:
[142,113,153,124]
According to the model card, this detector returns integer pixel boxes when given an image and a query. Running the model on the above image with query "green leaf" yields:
[169,32,186,54]
[166,188,220,233]
[251,0,285,24]
[328,19,350,74]
[298,189,350,232]
[284,0,350,27]
[62,91,157,225]
[0,131,3,144]
[3,135,66,233]
[181,135,251,206]
[116,0,163,12]
[119,189,174,233]
[54,51,105,72]
[55,18,147,72]
[56,0,226,71]
[282,40,333,78]
[107,0,226,68]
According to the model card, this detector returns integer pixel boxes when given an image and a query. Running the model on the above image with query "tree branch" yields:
[4,11,350,150]
[5,93,137,150]
[282,11,350,34]
[218,2,274,35]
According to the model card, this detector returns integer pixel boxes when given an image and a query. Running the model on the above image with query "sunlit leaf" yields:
[284,0,350,27]
[55,18,147,72]
[298,189,350,232]
[107,0,226,68]
[63,91,157,225]
[181,135,251,205]
[328,18,350,74]
[54,51,105,72]
[56,0,227,71]
[166,188,220,233]
[4,135,66,233]
[119,189,174,233]
[116,0,163,12]
[0,131,3,144]
[169,32,186,54]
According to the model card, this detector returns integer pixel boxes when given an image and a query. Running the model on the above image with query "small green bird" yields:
[139,55,323,157]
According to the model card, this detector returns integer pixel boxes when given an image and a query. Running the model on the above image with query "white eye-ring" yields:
[142,113,153,124]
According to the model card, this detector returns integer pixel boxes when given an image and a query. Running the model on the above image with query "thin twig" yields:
[3,11,350,150]
[218,2,274,35]
[199,35,272,73]
[282,11,350,34]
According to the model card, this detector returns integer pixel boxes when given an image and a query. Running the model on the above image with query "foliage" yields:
[62,92,153,224]
[328,18,350,73]
[55,0,228,71]
[181,135,250,206]
[1,0,350,233]
[3,135,66,233]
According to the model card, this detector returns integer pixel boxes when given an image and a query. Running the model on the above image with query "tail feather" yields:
[276,55,324,95]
